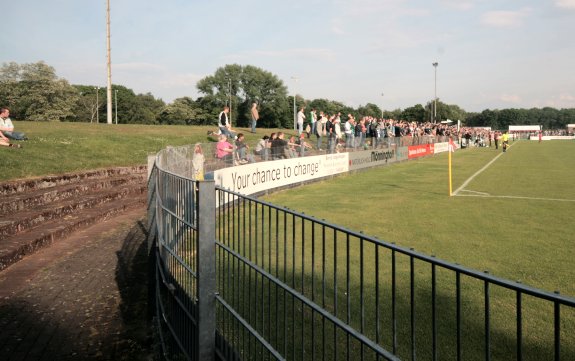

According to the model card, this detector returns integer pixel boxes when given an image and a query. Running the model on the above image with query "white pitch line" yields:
[459,190,491,196]
[454,194,575,202]
[452,142,516,196]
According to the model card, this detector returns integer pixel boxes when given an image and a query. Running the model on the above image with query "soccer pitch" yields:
[262,140,575,298]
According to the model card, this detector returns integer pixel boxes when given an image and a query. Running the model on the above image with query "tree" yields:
[71,85,103,122]
[0,61,78,121]
[357,103,381,118]
[308,99,346,116]
[401,104,425,122]
[197,64,290,129]
[124,93,164,124]
[158,97,210,125]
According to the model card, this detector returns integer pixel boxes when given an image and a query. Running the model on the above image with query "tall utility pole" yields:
[95,87,99,123]
[106,0,113,124]
[432,62,438,123]
[227,78,232,127]
[291,76,298,131]
[115,89,118,124]
[380,93,384,119]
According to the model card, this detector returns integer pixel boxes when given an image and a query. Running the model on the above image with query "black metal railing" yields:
[148,151,575,361]
[213,187,575,361]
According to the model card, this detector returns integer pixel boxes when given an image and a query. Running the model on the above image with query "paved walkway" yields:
[0,207,152,361]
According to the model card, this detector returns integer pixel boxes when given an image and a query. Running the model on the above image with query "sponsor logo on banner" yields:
[348,148,398,170]
[213,153,349,196]
[408,144,434,159]
[434,142,449,153]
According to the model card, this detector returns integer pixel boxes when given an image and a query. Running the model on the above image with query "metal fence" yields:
[148,153,575,361]
[153,133,455,177]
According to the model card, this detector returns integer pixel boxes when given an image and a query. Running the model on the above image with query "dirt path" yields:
[0,207,152,361]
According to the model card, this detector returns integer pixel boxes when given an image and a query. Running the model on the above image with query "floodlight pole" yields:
[106,0,113,124]
[95,86,99,123]
[115,89,118,124]
[381,93,384,119]
[432,62,438,123]
[227,78,232,127]
[291,76,298,131]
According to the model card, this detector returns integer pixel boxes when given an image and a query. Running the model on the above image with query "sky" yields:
[2,0,575,113]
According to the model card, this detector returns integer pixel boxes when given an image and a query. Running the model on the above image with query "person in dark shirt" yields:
[271,132,288,159]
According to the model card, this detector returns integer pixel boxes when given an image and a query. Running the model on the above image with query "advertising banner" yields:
[434,142,449,154]
[396,146,409,161]
[348,148,399,171]
[213,153,349,196]
[408,144,434,159]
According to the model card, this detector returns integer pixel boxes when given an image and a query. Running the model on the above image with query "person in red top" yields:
[216,134,235,165]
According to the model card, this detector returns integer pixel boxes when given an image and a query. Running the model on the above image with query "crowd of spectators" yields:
[207,110,572,170]
[543,129,572,136]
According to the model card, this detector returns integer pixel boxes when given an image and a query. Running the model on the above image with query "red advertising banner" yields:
[408,144,434,159]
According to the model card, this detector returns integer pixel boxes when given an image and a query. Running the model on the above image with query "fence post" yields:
[197,180,216,360]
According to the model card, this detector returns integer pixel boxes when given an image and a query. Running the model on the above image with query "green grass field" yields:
[262,140,575,297]
[0,121,278,181]
[4,123,574,359]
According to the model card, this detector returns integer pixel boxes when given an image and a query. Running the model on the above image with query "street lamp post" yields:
[227,78,232,127]
[380,93,384,119]
[432,62,438,123]
[115,89,118,124]
[291,76,298,131]
[95,87,99,123]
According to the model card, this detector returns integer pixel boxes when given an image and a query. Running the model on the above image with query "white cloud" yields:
[224,48,337,62]
[545,93,575,108]
[441,0,475,11]
[500,94,522,103]
[481,8,531,28]
[331,18,346,35]
[555,0,575,9]
[115,62,165,73]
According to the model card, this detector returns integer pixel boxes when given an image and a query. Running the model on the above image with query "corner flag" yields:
[449,138,457,153]
[448,138,456,196]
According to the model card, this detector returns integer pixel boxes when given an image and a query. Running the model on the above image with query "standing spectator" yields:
[316,111,327,150]
[344,115,355,149]
[356,118,367,148]
[393,121,403,147]
[191,143,205,180]
[334,112,342,142]
[326,115,336,153]
[494,131,500,150]
[297,107,306,135]
[0,108,28,141]
[309,108,317,138]
[250,102,259,133]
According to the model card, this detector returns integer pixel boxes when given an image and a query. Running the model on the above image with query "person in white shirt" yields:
[0,108,28,141]
[297,107,306,135]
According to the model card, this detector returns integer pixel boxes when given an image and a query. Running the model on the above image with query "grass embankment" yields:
[0,121,280,181]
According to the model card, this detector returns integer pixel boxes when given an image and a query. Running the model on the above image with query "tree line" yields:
[1,61,573,130]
